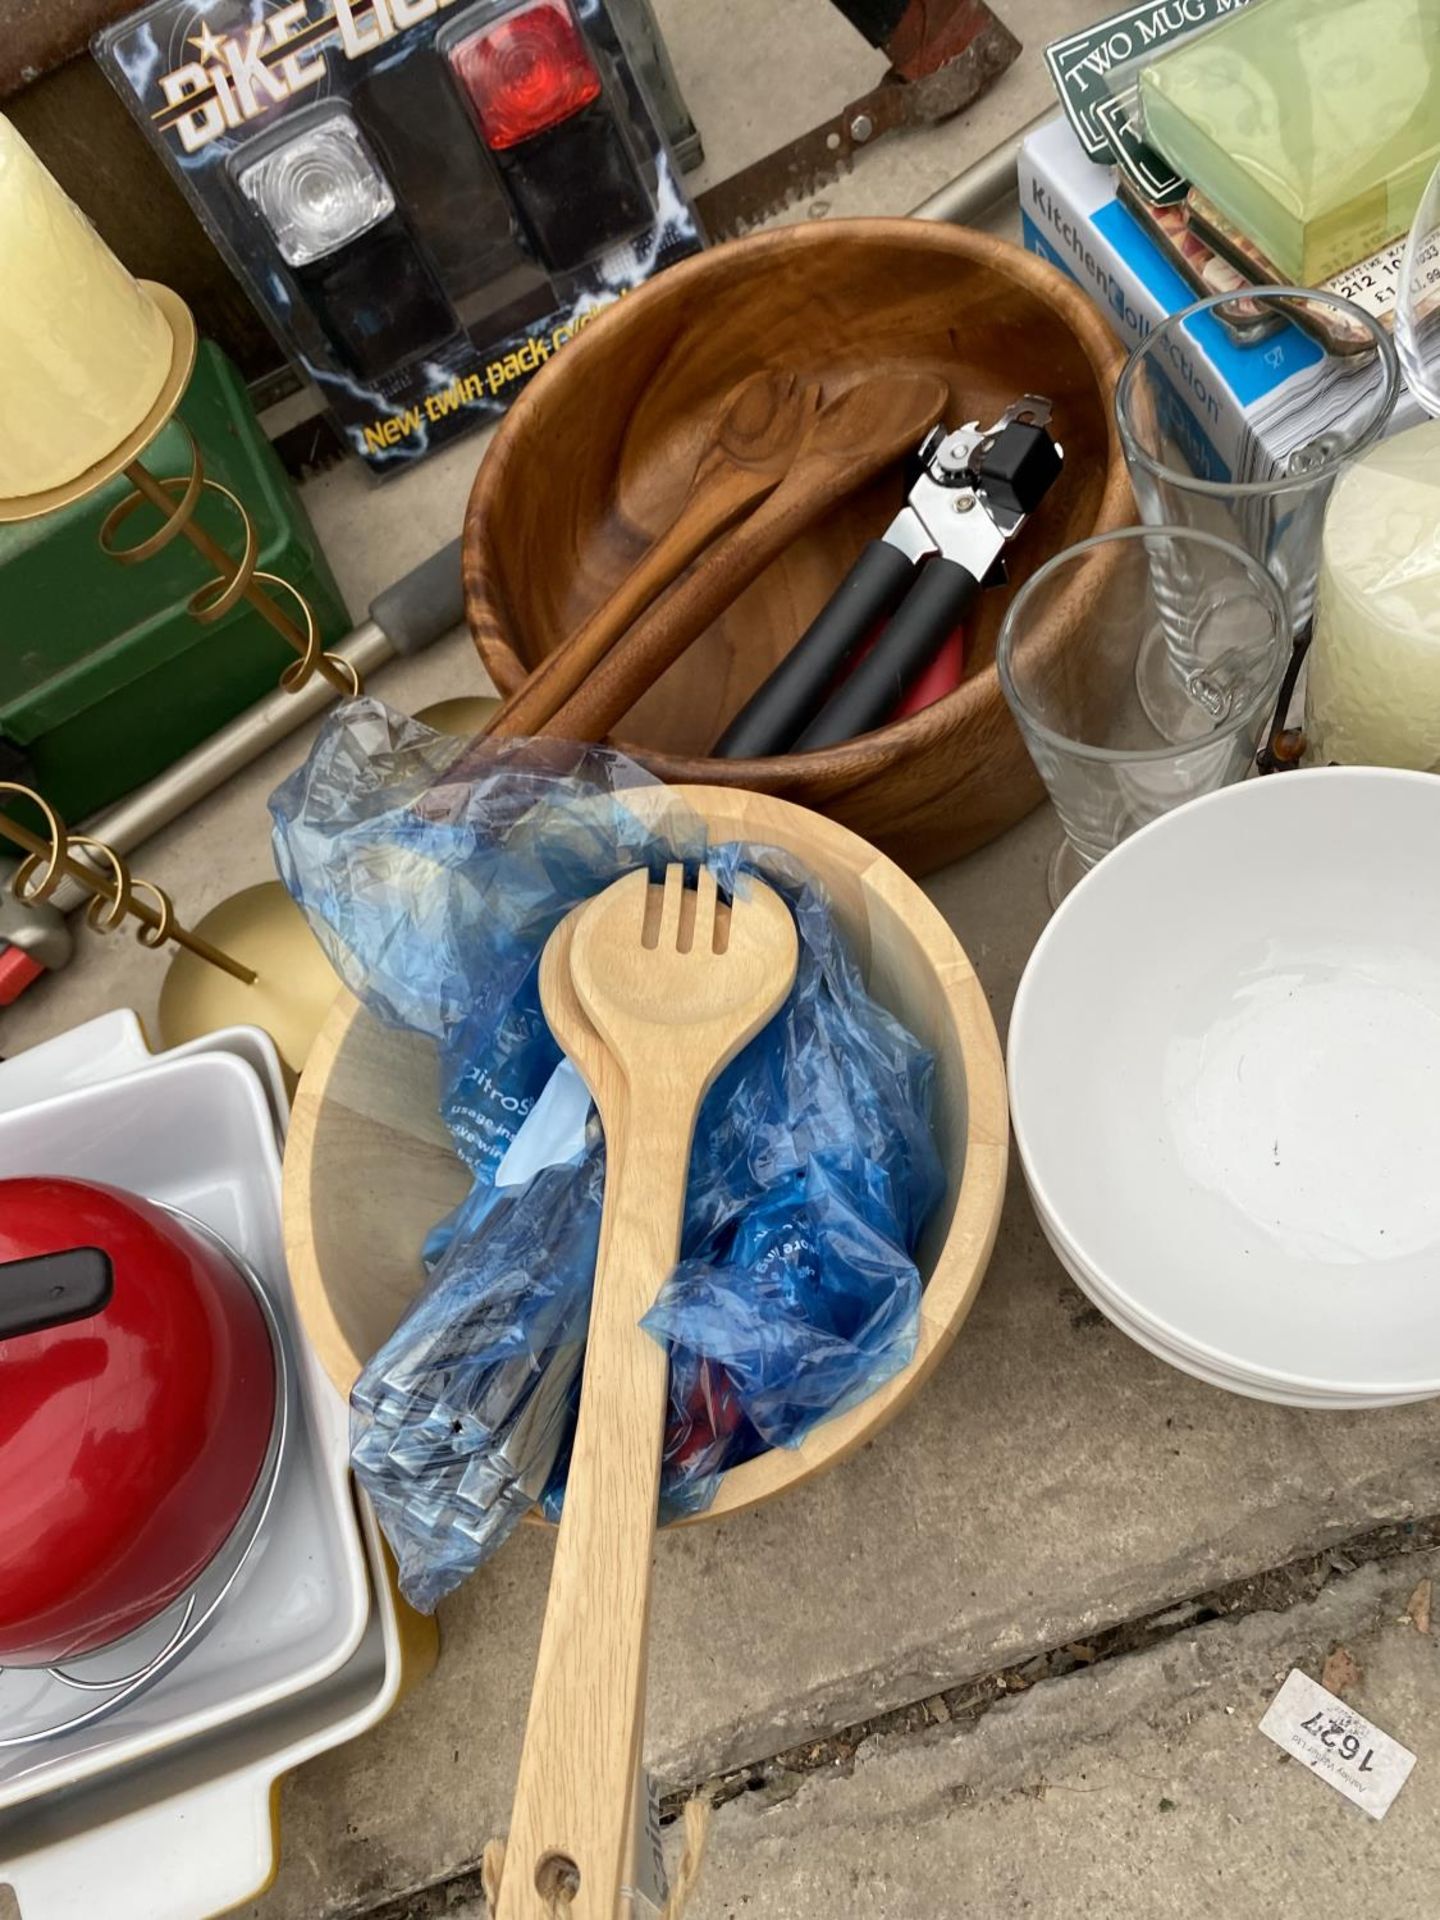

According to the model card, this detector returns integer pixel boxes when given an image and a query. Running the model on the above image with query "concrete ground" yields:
[9,3,1440,1918]
[670,1544,1440,1920]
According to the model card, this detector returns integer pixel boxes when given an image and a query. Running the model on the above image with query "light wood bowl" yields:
[284,786,1007,1523]
[464,219,1133,876]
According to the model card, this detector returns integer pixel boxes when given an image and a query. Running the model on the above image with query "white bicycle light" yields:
[237,110,394,268]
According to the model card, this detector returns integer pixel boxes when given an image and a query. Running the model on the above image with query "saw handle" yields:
[792,557,979,752]
[370,537,465,656]
[713,539,917,758]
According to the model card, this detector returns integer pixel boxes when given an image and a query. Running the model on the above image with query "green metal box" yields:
[0,341,349,822]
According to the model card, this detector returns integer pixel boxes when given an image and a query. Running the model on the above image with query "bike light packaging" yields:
[96,0,702,475]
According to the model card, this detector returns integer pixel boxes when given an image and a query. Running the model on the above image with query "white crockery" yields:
[1028,1181,1434,1409]
[0,1009,150,1109]
[0,1051,368,1806]
[0,1498,405,1920]
[1010,769,1440,1402]
[0,1014,289,1146]
[0,1027,412,1918]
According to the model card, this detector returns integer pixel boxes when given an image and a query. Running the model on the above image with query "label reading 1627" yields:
[1298,1710,1376,1767]
[1259,1670,1416,1821]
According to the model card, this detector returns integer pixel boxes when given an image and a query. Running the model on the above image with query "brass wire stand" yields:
[0,281,361,701]
[103,422,361,701]
[0,783,254,985]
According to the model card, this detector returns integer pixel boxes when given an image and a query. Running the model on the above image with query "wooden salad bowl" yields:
[464,219,1132,875]
[284,785,1008,1524]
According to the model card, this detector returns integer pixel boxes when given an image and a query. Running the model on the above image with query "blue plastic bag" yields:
[272,700,943,1611]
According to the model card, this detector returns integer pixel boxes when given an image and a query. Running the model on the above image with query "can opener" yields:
[714,394,1063,758]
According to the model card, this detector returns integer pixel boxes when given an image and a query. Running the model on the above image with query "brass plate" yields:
[158,881,338,1077]
[413,695,500,738]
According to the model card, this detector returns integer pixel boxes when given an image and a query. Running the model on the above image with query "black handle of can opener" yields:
[713,540,918,759]
[368,536,465,657]
[792,557,980,753]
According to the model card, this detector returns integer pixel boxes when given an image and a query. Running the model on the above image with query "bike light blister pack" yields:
[97,0,702,473]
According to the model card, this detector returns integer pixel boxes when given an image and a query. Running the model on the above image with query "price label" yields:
[622,1771,669,1917]
[1323,229,1440,326]
[1260,1670,1416,1820]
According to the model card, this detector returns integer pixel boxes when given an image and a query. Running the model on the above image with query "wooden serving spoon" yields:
[484,371,816,741]
[538,371,951,747]
[497,865,798,1920]
[489,908,658,1912]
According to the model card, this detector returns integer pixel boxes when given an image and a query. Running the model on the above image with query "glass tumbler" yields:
[1397,154,1440,420]
[1114,289,1399,743]
[997,527,1290,905]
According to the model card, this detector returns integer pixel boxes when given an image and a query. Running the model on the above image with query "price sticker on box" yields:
[1260,1669,1416,1820]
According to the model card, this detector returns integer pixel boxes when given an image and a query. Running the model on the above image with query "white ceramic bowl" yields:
[1009,768,1440,1401]
[1027,1181,1434,1408]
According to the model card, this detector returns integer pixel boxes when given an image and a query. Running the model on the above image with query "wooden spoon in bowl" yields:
[483,371,816,741]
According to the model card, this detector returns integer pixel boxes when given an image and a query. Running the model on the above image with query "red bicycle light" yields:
[449,0,602,151]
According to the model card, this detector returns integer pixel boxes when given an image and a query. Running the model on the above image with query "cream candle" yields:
[0,115,171,500]
[1306,419,1440,770]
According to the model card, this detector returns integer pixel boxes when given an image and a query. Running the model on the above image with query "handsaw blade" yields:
[692,16,1021,241]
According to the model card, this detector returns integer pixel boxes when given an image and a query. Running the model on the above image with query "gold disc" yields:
[413,695,500,738]
[158,881,338,1076]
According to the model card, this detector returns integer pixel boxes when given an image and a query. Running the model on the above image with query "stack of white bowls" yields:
[1009,768,1440,1410]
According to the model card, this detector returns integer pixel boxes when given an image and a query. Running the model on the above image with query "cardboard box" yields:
[1019,115,1422,482]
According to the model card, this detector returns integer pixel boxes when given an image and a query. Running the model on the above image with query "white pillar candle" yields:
[0,114,171,499]
[1306,418,1440,770]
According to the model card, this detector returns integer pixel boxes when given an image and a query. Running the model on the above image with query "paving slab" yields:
[17,425,1440,1920]
[15,479,1440,1920]
[198,806,1440,1920]
[653,0,1073,230]
[661,1545,1440,1919]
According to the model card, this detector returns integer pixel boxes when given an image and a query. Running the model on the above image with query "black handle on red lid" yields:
[0,1248,113,1341]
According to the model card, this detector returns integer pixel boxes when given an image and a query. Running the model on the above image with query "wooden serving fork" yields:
[497,864,797,1919]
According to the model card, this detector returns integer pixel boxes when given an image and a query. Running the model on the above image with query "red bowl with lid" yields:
[0,1177,278,1667]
